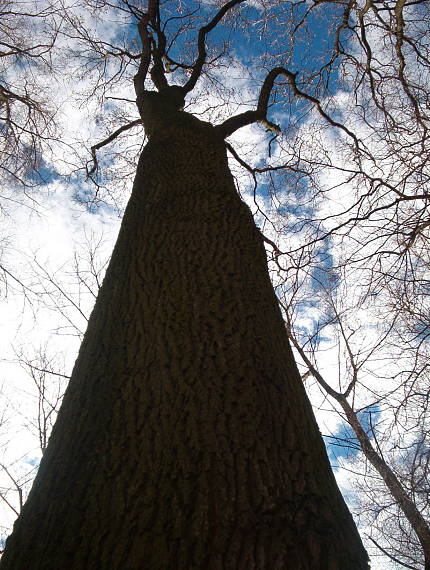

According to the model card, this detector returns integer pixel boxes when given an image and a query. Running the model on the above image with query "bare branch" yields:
[133,0,159,97]
[183,0,245,94]
[87,119,142,178]
[216,67,364,146]
[366,535,421,570]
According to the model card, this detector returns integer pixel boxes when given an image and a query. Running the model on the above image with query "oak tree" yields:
[0,0,369,568]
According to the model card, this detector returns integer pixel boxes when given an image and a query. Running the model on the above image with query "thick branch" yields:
[216,67,363,148]
[216,110,265,139]
[133,0,161,98]
[149,1,169,91]
[183,0,245,94]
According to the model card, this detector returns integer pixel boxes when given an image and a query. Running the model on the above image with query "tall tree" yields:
[0,0,369,568]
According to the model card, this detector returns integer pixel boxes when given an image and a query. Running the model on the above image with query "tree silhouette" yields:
[0,0,369,568]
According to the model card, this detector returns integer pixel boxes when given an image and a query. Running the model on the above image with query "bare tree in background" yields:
[0,346,69,552]
[282,274,429,569]
[0,0,64,185]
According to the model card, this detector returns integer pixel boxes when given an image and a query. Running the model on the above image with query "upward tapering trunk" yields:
[1,103,369,569]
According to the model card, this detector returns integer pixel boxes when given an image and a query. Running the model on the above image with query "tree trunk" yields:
[1,100,369,569]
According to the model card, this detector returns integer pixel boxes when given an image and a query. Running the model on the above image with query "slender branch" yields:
[19,361,70,380]
[163,54,193,71]
[0,464,23,513]
[366,535,420,570]
[225,141,254,172]
[0,263,39,296]
[0,491,20,517]
[87,119,142,177]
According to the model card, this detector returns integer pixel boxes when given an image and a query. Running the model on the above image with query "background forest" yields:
[0,0,429,568]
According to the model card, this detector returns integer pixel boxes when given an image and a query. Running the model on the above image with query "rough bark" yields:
[1,97,369,569]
